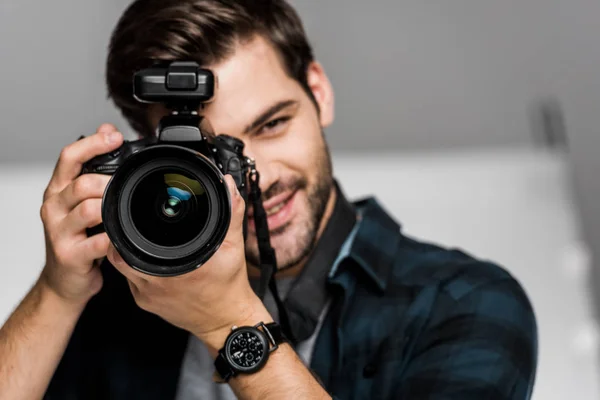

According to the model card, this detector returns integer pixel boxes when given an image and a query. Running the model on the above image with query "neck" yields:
[247,185,338,279]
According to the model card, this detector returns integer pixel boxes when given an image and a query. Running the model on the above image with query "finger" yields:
[59,198,103,236]
[223,175,246,242]
[73,232,111,265]
[56,174,111,212]
[96,123,118,134]
[49,129,123,194]
[106,243,148,285]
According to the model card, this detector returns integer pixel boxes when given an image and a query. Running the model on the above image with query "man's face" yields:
[148,36,336,271]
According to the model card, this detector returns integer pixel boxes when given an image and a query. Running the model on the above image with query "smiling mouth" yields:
[265,195,292,216]
[246,189,297,234]
[248,190,295,218]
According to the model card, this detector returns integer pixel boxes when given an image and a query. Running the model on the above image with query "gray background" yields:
[0,0,597,156]
[1,0,599,398]
[1,1,598,273]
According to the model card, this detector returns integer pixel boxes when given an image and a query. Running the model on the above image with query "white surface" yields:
[0,149,598,399]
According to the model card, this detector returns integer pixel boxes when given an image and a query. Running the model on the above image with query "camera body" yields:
[81,120,249,203]
[82,61,252,277]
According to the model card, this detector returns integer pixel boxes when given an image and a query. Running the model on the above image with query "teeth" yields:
[266,201,286,216]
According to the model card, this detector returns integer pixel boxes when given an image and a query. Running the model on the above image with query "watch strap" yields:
[264,322,287,348]
[214,351,235,382]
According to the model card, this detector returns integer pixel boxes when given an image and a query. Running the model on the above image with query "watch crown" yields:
[231,325,238,331]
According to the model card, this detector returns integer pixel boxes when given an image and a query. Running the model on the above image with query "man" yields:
[0,0,537,399]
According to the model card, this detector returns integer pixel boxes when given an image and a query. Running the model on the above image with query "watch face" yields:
[225,327,269,372]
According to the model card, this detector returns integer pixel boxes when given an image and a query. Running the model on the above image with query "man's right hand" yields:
[0,123,125,400]
[38,123,123,307]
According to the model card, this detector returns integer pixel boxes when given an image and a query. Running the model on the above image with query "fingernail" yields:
[105,131,121,145]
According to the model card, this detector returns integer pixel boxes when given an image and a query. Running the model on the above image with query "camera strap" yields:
[247,167,297,345]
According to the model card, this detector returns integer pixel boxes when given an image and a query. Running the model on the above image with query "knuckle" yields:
[40,202,50,222]
[72,176,92,198]
[59,145,75,165]
[40,200,55,223]
[79,199,98,221]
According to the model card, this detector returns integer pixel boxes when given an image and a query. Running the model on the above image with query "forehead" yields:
[213,35,291,92]
[201,36,301,130]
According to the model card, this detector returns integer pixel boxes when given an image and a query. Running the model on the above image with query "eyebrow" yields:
[243,99,299,134]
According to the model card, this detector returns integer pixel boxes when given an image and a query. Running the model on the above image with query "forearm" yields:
[0,278,85,399]
[229,344,330,400]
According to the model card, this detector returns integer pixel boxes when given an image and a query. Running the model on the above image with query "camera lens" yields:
[130,168,210,247]
[103,146,232,276]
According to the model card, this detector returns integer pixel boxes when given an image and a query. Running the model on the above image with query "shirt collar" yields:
[328,197,401,293]
[281,180,358,342]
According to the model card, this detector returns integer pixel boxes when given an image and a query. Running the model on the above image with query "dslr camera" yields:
[82,61,256,277]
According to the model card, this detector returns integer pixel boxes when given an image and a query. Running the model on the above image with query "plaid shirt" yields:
[45,197,537,400]
[312,197,537,399]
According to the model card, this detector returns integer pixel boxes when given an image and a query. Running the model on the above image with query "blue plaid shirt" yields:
[312,197,537,399]
[46,197,537,399]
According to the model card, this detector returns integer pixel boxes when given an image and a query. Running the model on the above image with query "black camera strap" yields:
[247,167,296,345]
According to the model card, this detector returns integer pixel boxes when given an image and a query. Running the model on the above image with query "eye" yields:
[258,116,291,136]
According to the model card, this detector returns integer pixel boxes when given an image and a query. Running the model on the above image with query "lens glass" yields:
[163,196,182,217]
[130,168,210,247]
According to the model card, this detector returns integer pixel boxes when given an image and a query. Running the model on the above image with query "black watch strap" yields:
[214,322,286,382]
[264,322,286,344]
[214,352,236,382]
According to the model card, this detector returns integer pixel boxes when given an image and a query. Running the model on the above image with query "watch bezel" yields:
[224,326,270,373]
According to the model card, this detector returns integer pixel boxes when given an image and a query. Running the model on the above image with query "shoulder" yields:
[348,197,534,315]
[395,236,537,388]
[387,233,537,338]
[393,233,522,298]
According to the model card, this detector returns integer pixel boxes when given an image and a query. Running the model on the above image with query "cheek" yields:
[251,118,325,181]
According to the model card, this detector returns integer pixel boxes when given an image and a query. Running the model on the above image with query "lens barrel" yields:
[102,145,231,276]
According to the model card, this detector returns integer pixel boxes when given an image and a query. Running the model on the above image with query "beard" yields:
[244,138,334,271]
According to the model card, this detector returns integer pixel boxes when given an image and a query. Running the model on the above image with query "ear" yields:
[306,61,335,128]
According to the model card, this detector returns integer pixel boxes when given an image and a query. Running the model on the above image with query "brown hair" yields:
[106,0,315,137]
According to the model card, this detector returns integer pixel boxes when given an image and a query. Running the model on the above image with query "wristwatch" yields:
[214,321,286,382]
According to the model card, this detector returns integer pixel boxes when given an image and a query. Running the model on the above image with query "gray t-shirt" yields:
[174,277,330,400]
